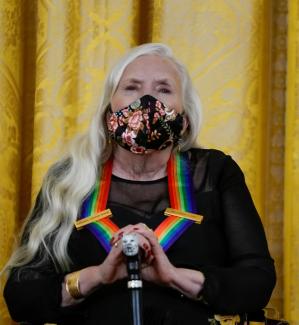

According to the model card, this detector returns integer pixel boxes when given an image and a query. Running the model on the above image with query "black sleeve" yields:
[200,153,276,314]
[4,270,64,323]
[3,193,77,324]
[4,267,86,324]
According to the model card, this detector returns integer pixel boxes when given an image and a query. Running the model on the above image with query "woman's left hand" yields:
[130,223,205,299]
[129,223,176,285]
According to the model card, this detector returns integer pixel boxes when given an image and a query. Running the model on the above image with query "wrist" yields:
[168,266,180,288]
[169,268,205,300]
[78,266,105,296]
[65,271,84,299]
[95,264,108,286]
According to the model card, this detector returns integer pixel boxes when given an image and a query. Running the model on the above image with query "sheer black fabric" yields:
[4,149,276,325]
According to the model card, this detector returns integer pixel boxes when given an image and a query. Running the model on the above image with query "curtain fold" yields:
[0,1,297,324]
[31,0,136,199]
[284,0,299,323]
[264,0,287,313]
[0,1,24,322]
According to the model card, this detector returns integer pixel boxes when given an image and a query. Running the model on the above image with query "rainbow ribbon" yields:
[154,152,197,251]
[80,159,119,252]
[79,152,200,252]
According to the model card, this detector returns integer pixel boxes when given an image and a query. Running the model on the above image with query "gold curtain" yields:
[284,0,299,323]
[0,0,297,324]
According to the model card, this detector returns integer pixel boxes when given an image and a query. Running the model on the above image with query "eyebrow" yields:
[121,78,173,86]
[155,78,172,86]
[121,78,143,84]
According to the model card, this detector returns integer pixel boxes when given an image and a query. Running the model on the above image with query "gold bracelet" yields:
[65,271,83,299]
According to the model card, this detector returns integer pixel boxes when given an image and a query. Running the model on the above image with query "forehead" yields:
[119,55,181,84]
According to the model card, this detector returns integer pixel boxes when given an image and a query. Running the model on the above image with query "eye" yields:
[124,84,138,91]
[158,88,172,94]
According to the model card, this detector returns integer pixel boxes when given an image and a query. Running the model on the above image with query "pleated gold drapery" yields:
[284,0,299,323]
[0,1,298,324]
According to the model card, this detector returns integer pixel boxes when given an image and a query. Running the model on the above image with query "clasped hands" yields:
[62,223,205,306]
[100,223,175,286]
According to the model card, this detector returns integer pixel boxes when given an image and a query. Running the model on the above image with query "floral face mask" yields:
[106,94,184,154]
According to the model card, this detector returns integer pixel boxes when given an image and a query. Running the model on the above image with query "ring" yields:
[142,223,152,231]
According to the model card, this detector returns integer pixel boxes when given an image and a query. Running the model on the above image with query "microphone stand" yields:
[122,234,143,325]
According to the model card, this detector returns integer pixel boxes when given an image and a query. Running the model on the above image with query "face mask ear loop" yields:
[106,103,113,113]
[158,139,174,151]
[181,114,189,134]
[178,114,189,151]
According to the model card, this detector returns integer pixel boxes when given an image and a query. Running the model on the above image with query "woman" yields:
[3,43,275,325]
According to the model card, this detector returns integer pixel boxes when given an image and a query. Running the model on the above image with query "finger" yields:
[150,253,155,263]
[111,223,148,244]
[129,224,157,243]
[140,239,152,259]
[112,239,121,250]
[134,230,164,258]
[110,224,134,244]
[140,223,153,232]
[117,226,153,247]
[132,223,154,233]
[105,249,124,269]
[121,223,152,237]
[109,239,125,261]
[132,227,160,248]
[145,250,155,264]
[140,254,154,270]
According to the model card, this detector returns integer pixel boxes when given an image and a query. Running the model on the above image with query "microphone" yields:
[122,234,143,325]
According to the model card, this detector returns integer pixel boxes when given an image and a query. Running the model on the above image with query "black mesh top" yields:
[4,149,276,325]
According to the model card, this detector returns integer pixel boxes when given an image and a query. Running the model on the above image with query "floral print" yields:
[106,95,184,154]
[128,110,144,131]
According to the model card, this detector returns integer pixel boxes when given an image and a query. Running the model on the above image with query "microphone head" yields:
[122,233,139,257]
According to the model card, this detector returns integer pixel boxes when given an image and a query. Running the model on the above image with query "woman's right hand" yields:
[61,242,126,307]
[96,236,127,285]
[62,243,126,307]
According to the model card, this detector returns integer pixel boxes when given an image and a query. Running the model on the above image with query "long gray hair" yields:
[3,43,202,274]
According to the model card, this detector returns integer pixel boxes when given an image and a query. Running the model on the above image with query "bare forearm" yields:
[169,267,205,299]
[61,244,127,307]
[61,265,104,307]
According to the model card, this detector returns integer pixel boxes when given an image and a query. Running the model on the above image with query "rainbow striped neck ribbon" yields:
[80,158,119,252]
[79,152,201,252]
[155,152,198,251]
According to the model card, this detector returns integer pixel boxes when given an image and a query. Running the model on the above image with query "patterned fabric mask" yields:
[106,94,184,154]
